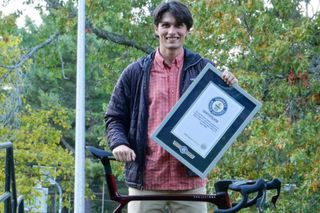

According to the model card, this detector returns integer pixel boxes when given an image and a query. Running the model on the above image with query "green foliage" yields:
[192,0,320,211]
[1,0,319,211]
[0,105,74,208]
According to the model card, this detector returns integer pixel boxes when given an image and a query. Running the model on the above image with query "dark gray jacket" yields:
[105,48,213,189]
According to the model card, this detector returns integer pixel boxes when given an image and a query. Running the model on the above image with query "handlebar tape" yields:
[229,178,266,194]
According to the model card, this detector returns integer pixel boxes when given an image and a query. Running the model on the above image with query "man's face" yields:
[155,12,188,53]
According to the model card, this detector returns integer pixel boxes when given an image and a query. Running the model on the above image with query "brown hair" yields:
[153,0,193,30]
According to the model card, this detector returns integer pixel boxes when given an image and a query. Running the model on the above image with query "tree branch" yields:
[86,21,154,54]
[0,32,60,71]
[61,137,75,154]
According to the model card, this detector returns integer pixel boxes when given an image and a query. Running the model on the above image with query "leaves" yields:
[0,0,319,211]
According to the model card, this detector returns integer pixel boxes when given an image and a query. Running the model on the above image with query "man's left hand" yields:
[222,70,238,85]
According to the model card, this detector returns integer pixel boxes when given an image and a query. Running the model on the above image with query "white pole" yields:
[74,0,86,212]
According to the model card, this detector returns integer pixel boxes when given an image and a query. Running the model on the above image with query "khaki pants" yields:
[128,186,207,213]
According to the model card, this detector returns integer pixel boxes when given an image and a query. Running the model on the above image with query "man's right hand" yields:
[112,145,136,162]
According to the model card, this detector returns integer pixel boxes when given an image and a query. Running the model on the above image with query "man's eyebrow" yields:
[160,21,172,24]
[159,21,182,26]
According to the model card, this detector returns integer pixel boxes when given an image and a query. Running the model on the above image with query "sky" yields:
[0,0,45,27]
[0,0,319,28]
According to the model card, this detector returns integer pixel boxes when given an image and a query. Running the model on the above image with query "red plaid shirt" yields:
[144,49,207,190]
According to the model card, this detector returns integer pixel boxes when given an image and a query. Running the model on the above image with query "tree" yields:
[188,0,320,211]
[0,0,319,211]
[0,14,77,211]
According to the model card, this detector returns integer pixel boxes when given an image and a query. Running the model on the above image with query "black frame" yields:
[152,63,262,178]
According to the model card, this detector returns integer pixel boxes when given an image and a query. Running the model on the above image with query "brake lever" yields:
[266,178,281,208]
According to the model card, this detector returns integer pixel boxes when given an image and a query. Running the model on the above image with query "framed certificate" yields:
[152,63,262,178]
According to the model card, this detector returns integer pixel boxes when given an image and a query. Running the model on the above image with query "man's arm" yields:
[105,67,137,162]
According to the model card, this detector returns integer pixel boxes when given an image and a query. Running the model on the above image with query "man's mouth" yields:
[166,36,179,40]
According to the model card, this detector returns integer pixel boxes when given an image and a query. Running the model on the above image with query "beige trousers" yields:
[128,186,207,213]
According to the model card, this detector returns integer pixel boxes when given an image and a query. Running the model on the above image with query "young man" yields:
[105,1,237,212]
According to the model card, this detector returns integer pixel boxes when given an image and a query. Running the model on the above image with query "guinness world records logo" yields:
[209,97,228,116]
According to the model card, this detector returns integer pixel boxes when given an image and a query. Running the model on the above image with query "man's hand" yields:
[112,145,136,162]
[222,70,238,85]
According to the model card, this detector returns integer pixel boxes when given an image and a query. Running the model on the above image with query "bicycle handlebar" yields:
[214,179,267,213]
[229,179,266,194]
[86,146,115,161]
[215,177,281,213]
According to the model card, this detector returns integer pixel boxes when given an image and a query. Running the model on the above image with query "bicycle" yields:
[87,146,281,213]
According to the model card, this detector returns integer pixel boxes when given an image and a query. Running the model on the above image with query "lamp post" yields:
[74,0,86,212]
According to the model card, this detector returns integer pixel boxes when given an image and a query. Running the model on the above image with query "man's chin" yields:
[166,45,182,50]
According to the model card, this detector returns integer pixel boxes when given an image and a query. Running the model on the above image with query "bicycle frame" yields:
[96,147,231,212]
[87,146,280,213]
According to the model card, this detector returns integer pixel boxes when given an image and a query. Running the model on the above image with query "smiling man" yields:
[104,1,237,212]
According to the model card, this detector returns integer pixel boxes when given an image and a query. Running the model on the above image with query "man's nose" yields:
[168,26,177,34]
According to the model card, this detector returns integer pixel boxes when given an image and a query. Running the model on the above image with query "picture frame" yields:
[152,63,262,178]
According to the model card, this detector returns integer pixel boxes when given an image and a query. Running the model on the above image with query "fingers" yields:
[222,70,238,86]
[112,145,136,162]
[113,148,135,162]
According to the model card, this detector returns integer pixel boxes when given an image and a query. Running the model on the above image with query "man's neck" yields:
[159,47,184,65]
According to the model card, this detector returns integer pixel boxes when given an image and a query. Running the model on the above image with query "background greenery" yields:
[0,0,319,212]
